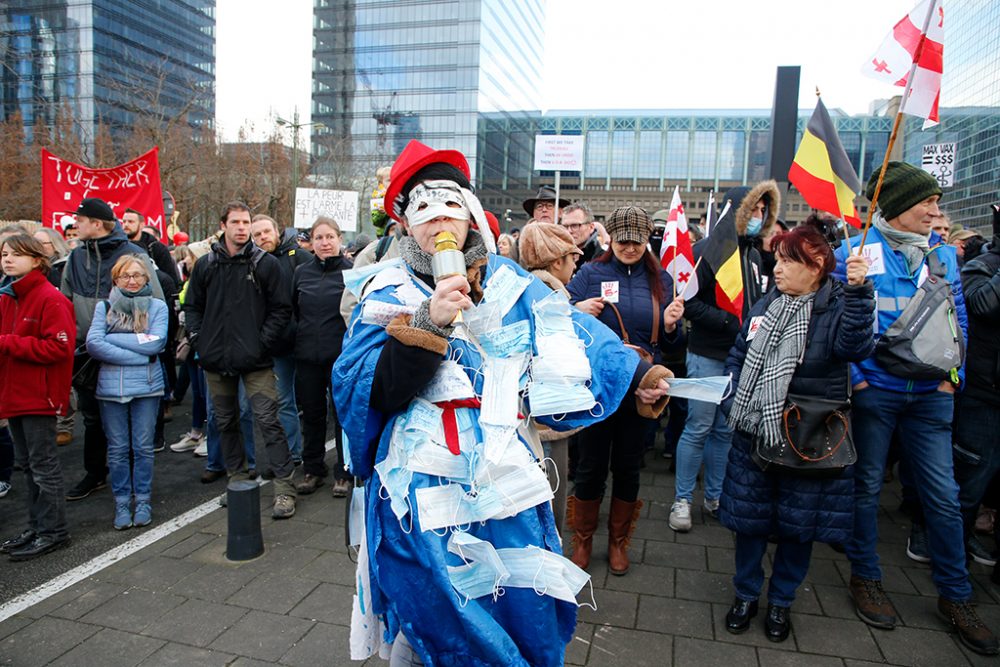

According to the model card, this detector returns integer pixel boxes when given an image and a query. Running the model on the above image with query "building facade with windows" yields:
[0,0,215,144]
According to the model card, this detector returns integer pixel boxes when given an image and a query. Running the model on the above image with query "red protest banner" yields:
[41,147,165,240]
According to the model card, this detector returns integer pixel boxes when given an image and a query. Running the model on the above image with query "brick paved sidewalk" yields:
[2,457,998,666]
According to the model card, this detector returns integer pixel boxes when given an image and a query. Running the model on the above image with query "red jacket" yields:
[0,269,76,418]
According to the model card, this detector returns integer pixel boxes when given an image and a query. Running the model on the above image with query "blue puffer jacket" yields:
[719,278,875,543]
[86,299,169,402]
[833,225,967,392]
[566,253,682,362]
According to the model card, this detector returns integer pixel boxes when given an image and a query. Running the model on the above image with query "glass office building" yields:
[901,2,1000,230]
[311,0,543,195]
[477,109,893,227]
[1,0,215,144]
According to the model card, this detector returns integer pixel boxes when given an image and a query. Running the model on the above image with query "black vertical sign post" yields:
[766,66,801,219]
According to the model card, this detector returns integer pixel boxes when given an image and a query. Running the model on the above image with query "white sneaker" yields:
[669,499,692,532]
[0,481,10,498]
[193,439,208,457]
[169,431,202,453]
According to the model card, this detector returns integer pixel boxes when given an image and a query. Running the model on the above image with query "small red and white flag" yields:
[863,0,943,128]
[660,186,698,300]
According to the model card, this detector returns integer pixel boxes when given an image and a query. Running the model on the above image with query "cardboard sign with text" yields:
[294,188,359,232]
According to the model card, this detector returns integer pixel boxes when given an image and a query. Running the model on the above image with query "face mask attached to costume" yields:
[665,375,733,404]
[746,216,764,237]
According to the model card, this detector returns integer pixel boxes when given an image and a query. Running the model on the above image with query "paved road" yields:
[0,397,229,604]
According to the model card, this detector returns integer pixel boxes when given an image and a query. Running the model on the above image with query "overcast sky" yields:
[216,0,920,145]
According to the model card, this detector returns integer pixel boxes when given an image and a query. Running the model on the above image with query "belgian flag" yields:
[788,98,862,227]
[700,205,743,322]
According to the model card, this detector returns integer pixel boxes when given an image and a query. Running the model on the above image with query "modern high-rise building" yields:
[0,0,216,144]
[311,0,544,197]
[901,2,1000,229]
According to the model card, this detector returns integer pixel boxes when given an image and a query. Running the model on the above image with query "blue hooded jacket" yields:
[333,254,637,666]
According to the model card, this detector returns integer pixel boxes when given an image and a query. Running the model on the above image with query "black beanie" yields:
[866,161,942,221]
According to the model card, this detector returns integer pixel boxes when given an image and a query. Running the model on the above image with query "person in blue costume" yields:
[333,140,675,667]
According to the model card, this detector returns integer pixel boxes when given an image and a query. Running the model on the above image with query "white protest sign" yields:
[533,135,585,172]
[921,142,956,188]
[294,188,359,231]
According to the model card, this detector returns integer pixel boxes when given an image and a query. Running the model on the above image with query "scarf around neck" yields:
[728,291,816,448]
[399,229,489,278]
[107,284,153,333]
[874,214,930,274]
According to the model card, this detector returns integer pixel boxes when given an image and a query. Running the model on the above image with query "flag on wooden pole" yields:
[788,98,863,227]
[862,0,943,128]
[659,186,698,300]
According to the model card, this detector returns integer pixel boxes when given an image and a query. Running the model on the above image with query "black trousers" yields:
[295,360,348,480]
[573,401,650,503]
[78,386,108,481]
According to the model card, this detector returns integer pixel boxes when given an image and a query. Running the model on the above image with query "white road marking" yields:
[0,436,341,623]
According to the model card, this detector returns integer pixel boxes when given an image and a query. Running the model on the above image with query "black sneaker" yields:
[906,523,931,564]
[968,536,997,567]
[65,476,106,501]
[152,440,165,453]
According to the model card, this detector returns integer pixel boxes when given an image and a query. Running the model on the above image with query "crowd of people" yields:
[1,138,999,663]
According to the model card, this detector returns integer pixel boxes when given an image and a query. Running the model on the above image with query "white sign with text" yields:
[294,188,359,232]
[533,135,586,171]
[921,142,956,188]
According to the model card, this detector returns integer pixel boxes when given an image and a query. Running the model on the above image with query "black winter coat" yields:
[132,231,179,282]
[566,253,683,363]
[183,241,291,374]
[292,253,352,365]
[719,279,875,543]
[270,232,314,350]
[960,244,1000,406]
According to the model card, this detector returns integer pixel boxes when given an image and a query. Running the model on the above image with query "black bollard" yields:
[226,479,264,561]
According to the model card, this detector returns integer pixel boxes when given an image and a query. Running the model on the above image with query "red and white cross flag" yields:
[660,186,698,300]
[863,0,943,128]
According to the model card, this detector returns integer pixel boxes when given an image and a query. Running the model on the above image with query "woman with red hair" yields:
[719,226,874,642]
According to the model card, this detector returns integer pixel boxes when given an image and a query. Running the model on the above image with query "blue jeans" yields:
[188,360,207,431]
[205,380,256,473]
[674,352,733,502]
[101,397,160,502]
[734,533,813,607]
[845,386,971,601]
[273,355,302,462]
[953,394,1000,543]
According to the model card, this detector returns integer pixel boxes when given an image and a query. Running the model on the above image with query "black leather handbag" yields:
[752,392,856,477]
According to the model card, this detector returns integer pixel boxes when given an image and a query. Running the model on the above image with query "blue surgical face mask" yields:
[528,381,597,417]
[746,217,763,237]
[665,375,733,404]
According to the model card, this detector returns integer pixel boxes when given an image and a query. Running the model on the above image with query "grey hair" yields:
[33,226,71,259]
[562,202,594,224]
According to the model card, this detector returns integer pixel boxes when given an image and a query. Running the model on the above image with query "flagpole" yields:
[857,0,939,254]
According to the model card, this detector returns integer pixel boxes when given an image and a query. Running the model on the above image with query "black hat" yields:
[73,198,115,222]
[522,185,570,216]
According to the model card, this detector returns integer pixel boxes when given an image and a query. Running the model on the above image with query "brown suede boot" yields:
[608,498,643,576]
[567,495,602,570]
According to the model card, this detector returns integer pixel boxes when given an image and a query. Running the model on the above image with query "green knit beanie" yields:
[866,161,942,221]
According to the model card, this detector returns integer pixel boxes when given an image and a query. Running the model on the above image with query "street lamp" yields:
[276,109,325,193]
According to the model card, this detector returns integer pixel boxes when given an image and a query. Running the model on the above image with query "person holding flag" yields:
[669,181,780,533]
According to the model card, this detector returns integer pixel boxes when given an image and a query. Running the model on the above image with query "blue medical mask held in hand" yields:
[746,217,763,237]
[665,375,732,404]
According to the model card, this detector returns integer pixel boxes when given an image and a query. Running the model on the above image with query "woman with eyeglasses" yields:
[32,227,71,288]
[86,255,169,530]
